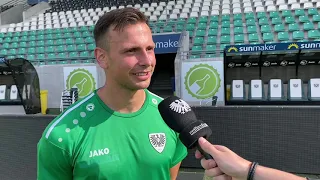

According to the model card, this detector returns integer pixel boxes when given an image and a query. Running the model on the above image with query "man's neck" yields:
[98,84,146,114]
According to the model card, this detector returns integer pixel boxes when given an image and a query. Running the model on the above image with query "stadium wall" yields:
[0,4,24,25]
[23,1,50,21]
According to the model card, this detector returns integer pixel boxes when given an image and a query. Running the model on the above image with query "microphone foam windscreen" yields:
[158,96,198,133]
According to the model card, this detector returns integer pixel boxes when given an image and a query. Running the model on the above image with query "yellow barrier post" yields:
[40,90,48,115]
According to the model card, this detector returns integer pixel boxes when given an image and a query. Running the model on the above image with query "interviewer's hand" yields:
[195,137,252,180]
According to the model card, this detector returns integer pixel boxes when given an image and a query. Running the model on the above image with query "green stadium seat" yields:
[274,24,285,32]
[199,16,208,23]
[233,14,242,20]
[57,52,67,59]
[27,54,35,60]
[12,36,19,42]
[292,31,304,40]
[313,15,320,22]
[0,33,5,38]
[281,10,292,17]
[263,33,274,42]
[20,36,28,42]
[84,60,94,63]
[295,9,305,16]
[87,43,95,51]
[245,13,254,20]
[37,47,45,54]
[190,55,200,59]
[221,21,230,28]
[47,53,56,59]
[206,45,216,52]
[271,18,282,25]
[17,48,26,55]
[29,41,36,47]
[209,21,218,28]
[299,15,310,23]
[308,8,318,16]
[69,52,79,58]
[248,33,259,42]
[247,26,257,33]
[246,19,255,26]
[85,37,94,43]
[7,55,15,59]
[65,38,74,45]
[80,51,90,58]
[285,16,295,24]
[187,17,197,23]
[8,49,16,55]
[53,28,62,34]
[21,31,28,36]
[303,22,314,31]
[19,41,27,48]
[163,26,173,32]
[29,31,36,36]
[207,36,217,44]
[288,23,300,31]
[186,24,194,31]
[79,26,88,32]
[16,55,25,59]
[27,47,36,54]
[191,46,202,52]
[194,37,204,45]
[55,39,64,45]
[257,12,267,19]
[46,40,54,46]
[234,20,243,27]
[278,32,289,41]
[261,25,271,33]
[196,30,206,37]
[37,54,46,60]
[37,34,45,41]
[234,34,244,43]
[269,11,280,18]
[11,42,18,48]
[208,28,218,36]
[77,44,86,51]
[4,37,11,43]
[6,32,13,37]
[37,40,45,47]
[308,30,320,39]
[0,49,7,56]
[222,15,230,21]
[44,29,53,34]
[176,24,184,31]
[234,27,244,34]
[37,30,45,35]
[198,23,207,30]
[2,43,9,49]
[220,35,230,44]
[259,18,269,25]
[55,33,63,39]
[29,35,36,41]
[221,28,230,35]
[56,45,65,52]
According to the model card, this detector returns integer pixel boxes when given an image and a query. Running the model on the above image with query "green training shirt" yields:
[37,89,188,180]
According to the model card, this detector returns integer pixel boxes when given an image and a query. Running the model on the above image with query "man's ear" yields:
[94,47,109,69]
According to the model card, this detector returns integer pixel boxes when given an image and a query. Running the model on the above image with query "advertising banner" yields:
[225,41,320,53]
[63,66,98,99]
[153,33,181,54]
[181,60,225,106]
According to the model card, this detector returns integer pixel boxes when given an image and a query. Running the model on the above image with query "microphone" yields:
[158,96,213,160]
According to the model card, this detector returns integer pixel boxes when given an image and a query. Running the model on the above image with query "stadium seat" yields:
[230,80,246,101]
[268,79,285,101]
[249,80,264,100]
[308,78,320,101]
[288,79,305,101]
[0,85,6,100]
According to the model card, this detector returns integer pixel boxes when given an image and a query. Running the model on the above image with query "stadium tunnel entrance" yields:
[0,57,41,114]
[148,53,176,98]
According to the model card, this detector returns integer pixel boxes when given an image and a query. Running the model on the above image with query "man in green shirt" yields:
[37,7,188,180]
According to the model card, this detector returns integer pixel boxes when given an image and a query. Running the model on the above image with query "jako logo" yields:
[89,148,110,158]
[169,99,191,114]
[155,39,178,48]
[189,123,209,135]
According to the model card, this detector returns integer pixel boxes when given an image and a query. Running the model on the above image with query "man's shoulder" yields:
[146,90,164,108]
[40,92,98,149]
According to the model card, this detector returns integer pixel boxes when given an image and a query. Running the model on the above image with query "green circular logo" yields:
[66,68,96,98]
[184,64,221,99]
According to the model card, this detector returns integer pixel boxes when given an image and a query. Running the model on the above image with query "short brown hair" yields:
[93,7,149,50]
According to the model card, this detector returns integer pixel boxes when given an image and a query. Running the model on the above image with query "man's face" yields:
[96,22,156,91]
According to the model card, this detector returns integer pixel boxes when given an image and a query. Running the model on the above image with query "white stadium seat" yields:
[288,79,305,101]
[308,78,320,101]
[231,80,246,100]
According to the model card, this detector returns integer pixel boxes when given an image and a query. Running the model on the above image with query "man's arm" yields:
[37,138,73,180]
[170,162,182,180]
[254,165,307,180]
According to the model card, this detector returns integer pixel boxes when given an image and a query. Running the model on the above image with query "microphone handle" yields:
[196,143,213,160]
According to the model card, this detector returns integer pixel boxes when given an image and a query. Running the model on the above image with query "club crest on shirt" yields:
[149,133,166,153]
